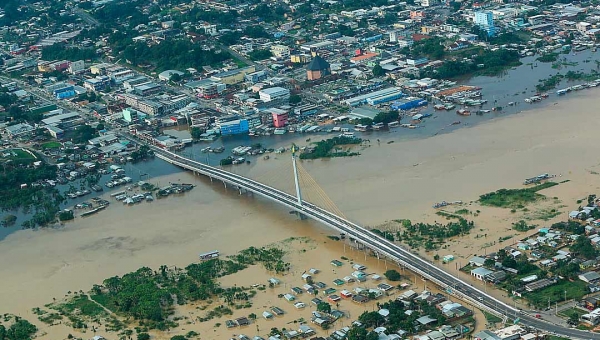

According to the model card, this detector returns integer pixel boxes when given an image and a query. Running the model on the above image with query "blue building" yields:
[390,97,428,111]
[220,119,250,136]
[474,11,496,37]
[53,85,76,99]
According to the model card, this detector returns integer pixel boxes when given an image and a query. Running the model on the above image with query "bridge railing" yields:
[154,148,508,320]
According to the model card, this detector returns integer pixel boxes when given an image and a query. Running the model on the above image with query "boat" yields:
[81,205,107,217]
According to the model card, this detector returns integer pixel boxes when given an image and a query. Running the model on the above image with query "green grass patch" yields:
[479,182,558,208]
[525,280,588,308]
[558,307,587,319]
[53,294,107,318]
[454,208,470,215]
[41,141,62,149]
[0,148,37,162]
[299,136,362,160]
[525,207,562,221]
[482,311,503,324]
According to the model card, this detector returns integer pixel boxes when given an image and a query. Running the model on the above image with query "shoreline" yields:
[2,87,600,338]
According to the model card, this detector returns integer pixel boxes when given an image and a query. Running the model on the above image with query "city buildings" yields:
[219,119,250,136]
[270,108,289,128]
[306,54,331,81]
[259,87,290,104]
[474,11,496,36]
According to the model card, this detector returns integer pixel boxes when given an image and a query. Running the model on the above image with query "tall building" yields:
[474,11,496,36]
[270,109,289,128]
[306,48,331,81]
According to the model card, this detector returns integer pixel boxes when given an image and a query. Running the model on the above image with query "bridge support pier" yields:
[223,181,227,189]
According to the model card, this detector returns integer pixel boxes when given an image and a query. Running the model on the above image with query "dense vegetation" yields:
[299,136,362,160]
[0,316,37,340]
[479,182,557,208]
[398,218,475,250]
[90,246,288,329]
[248,49,273,61]
[122,40,230,71]
[383,269,402,281]
[0,159,64,227]
[537,53,559,63]
[350,299,450,336]
[72,125,99,144]
[41,44,97,62]
[512,220,536,232]
[422,49,521,79]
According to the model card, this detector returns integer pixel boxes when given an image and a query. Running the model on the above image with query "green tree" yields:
[317,302,332,314]
[137,333,150,340]
[289,94,302,105]
[358,311,385,328]
[190,127,203,140]
[170,336,186,340]
[72,125,98,143]
[372,64,385,77]
[373,111,399,125]
[357,118,373,126]
[384,269,402,281]
[58,210,74,221]
[248,49,273,61]
[170,73,182,82]
[571,236,598,259]
[347,326,379,340]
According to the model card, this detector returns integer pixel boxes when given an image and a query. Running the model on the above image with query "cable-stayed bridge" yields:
[153,145,598,340]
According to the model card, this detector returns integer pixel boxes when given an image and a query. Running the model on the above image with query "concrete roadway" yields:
[152,148,600,340]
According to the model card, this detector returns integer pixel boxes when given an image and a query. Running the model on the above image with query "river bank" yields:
[2,87,600,338]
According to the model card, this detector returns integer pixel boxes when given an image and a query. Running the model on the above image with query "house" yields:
[424,330,445,340]
[579,271,600,283]
[471,267,493,281]
[484,271,507,283]
[352,263,367,270]
[331,260,343,267]
[235,317,250,326]
[343,276,356,283]
[525,278,555,292]
[301,273,312,282]
[469,256,486,267]
[378,282,394,291]
[5,123,34,137]
[415,315,437,326]
[399,289,417,300]
[473,330,501,340]
[340,290,353,298]
[352,295,369,304]
[581,260,597,270]
[263,311,274,319]
[351,271,367,282]
[271,307,285,316]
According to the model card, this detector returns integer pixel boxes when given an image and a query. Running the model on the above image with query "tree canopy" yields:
[122,40,230,71]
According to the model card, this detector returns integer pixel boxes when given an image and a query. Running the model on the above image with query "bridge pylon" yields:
[291,144,306,220]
